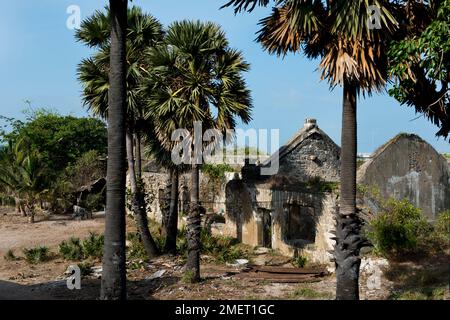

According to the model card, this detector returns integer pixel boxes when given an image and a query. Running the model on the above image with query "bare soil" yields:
[0,206,447,300]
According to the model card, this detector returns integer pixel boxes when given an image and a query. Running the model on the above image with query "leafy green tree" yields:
[388,0,449,140]
[222,0,398,299]
[77,6,164,260]
[0,110,107,212]
[1,110,107,174]
[143,20,252,282]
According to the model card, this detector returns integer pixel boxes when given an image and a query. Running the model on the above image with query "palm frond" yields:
[221,0,273,13]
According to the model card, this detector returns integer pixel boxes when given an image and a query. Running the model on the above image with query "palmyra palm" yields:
[222,0,398,299]
[77,6,163,260]
[142,20,253,282]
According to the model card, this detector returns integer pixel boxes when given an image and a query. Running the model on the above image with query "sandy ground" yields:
[0,207,105,258]
[0,206,340,300]
[0,206,447,300]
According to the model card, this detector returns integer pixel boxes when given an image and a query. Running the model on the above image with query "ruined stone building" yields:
[357,133,450,220]
[136,120,449,264]
[213,119,340,264]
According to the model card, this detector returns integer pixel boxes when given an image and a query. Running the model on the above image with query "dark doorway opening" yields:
[286,203,316,243]
[261,209,272,248]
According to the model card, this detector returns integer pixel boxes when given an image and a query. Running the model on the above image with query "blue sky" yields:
[0,0,448,153]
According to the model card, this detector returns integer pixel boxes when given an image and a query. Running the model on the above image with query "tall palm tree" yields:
[143,20,253,282]
[77,6,164,260]
[222,0,398,299]
[99,0,128,300]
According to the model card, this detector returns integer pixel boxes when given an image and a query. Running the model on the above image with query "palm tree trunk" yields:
[135,130,142,180]
[101,0,128,301]
[27,203,34,223]
[161,171,173,234]
[15,197,26,216]
[335,80,362,300]
[164,167,179,255]
[126,131,160,258]
[186,164,201,282]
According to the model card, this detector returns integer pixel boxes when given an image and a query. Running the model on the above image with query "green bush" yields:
[182,270,197,284]
[200,229,247,263]
[59,237,84,260]
[81,232,104,259]
[59,233,104,261]
[201,164,234,181]
[292,255,308,268]
[170,228,247,263]
[176,228,188,254]
[126,232,148,261]
[366,199,435,256]
[23,246,50,264]
[435,210,450,239]
[84,192,105,212]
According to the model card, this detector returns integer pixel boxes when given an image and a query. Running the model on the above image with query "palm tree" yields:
[222,0,398,299]
[76,6,164,260]
[143,20,253,282]
[99,0,128,300]
[142,124,187,255]
[0,140,48,223]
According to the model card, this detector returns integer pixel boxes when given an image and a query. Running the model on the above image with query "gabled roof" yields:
[262,119,340,167]
[357,133,448,181]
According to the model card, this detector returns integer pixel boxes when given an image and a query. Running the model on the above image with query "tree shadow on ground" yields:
[0,276,180,300]
[384,253,449,299]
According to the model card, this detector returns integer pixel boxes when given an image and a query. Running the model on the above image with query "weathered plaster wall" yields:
[219,179,337,265]
[358,134,450,220]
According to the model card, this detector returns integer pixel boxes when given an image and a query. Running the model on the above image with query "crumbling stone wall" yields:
[218,177,337,265]
[277,132,341,182]
[136,169,234,223]
[358,133,450,220]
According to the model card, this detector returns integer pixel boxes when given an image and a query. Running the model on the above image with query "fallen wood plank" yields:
[234,273,323,283]
[245,265,327,275]
[235,272,320,280]
[245,278,323,284]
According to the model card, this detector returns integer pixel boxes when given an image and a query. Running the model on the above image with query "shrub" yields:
[182,270,197,284]
[4,249,18,261]
[366,199,433,256]
[435,210,450,239]
[200,229,247,263]
[176,228,188,254]
[77,261,93,276]
[59,237,84,260]
[126,232,148,261]
[81,232,104,259]
[84,192,105,212]
[292,255,308,268]
[59,233,104,261]
[23,246,50,264]
[201,164,234,181]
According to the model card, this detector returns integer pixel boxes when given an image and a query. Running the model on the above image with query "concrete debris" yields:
[148,270,166,280]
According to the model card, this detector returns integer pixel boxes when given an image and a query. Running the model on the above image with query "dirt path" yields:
[0,207,105,257]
